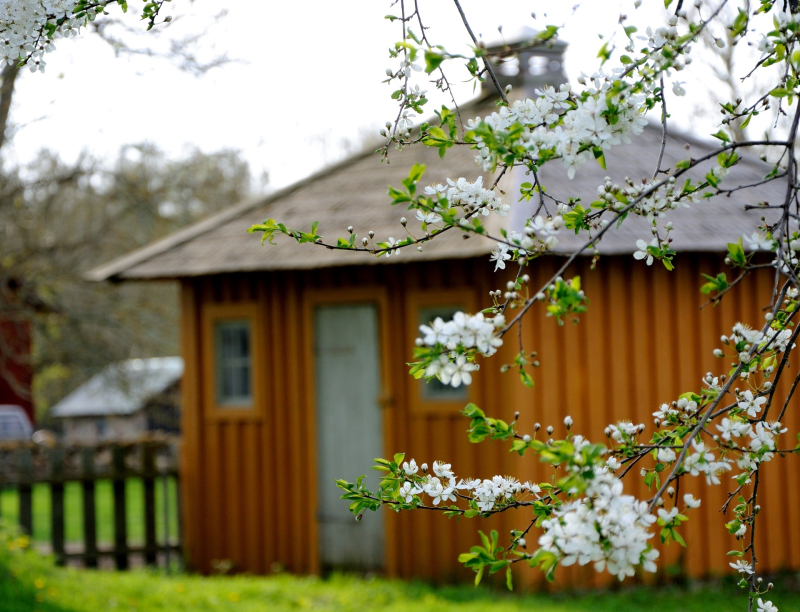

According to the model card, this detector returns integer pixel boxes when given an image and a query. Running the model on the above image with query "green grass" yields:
[0,478,179,545]
[2,529,800,612]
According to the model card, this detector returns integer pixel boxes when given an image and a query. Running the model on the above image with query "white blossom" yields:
[402,459,419,476]
[683,494,701,509]
[467,81,647,179]
[744,231,775,251]
[633,238,657,265]
[399,480,423,503]
[538,467,658,580]
[490,243,511,271]
[657,447,676,463]
[730,559,753,574]
[738,390,766,418]
[758,599,778,612]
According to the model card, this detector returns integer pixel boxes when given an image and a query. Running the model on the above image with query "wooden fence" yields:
[0,436,180,569]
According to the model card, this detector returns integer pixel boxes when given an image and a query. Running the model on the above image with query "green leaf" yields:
[727,238,747,267]
[711,130,730,142]
[593,147,607,170]
[597,42,611,65]
[770,87,792,98]
[408,163,426,183]
[424,49,445,74]
[506,567,513,590]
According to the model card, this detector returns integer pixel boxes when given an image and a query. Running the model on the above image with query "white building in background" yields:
[50,357,183,443]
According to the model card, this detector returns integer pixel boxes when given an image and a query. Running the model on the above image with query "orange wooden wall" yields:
[178,253,800,588]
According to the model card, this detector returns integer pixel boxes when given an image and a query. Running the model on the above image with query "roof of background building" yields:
[50,357,183,418]
[87,94,784,282]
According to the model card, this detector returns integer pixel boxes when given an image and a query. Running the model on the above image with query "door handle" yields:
[377,393,395,409]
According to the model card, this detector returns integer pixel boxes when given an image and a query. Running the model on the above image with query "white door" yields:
[315,303,384,570]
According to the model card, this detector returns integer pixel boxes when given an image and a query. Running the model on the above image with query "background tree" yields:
[0,2,257,419]
[2,144,256,416]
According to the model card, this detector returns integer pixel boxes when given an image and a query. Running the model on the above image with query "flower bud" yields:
[546,425,554,435]
[564,415,573,429]
[523,434,531,443]
[514,411,520,420]
[421,463,428,473]
[347,226,354,234]
[713,349,724,358]
[362,237,369,246]
[518,538,527,547]
[400,217,407,226]
[534,423,541,432]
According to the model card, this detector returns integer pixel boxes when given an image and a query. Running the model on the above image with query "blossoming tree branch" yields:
[8,0,800,611]
[251,2,798,610]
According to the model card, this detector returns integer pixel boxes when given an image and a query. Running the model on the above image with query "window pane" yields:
[215,320,252,406]
[419,306,468,401]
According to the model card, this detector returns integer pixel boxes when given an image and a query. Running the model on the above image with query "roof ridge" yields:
[86,91,496,282]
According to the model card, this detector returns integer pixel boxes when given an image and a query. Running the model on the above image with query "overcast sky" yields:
[9,0,735,191]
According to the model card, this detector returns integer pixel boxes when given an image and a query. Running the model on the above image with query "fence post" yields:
[81,448,97,568]
[112,446,128,570]
[50,447,65,566]
[17,448,33,538]
[143,443,157,566]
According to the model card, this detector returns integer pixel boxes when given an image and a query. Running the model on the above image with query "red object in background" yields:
[0,318,33,425]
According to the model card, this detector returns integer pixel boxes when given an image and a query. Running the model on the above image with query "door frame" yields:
[302,286,393,573]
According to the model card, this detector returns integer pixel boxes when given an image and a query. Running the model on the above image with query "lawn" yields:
[0,478,179,545]
[2,528,800,612]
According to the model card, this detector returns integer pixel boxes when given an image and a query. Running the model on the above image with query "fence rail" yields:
[0,435,180,570]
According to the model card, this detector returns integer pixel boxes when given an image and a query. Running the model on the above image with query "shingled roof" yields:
[87,95,784,282]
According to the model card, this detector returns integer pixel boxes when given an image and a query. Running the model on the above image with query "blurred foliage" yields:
[2,518,800,612]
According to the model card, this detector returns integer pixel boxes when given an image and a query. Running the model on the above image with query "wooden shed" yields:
[87,76,800,586]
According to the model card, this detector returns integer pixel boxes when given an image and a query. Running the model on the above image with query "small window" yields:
[419,306,468,402]
[215,320,252,407]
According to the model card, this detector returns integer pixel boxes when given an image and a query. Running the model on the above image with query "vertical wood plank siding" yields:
[179,255,799,585]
